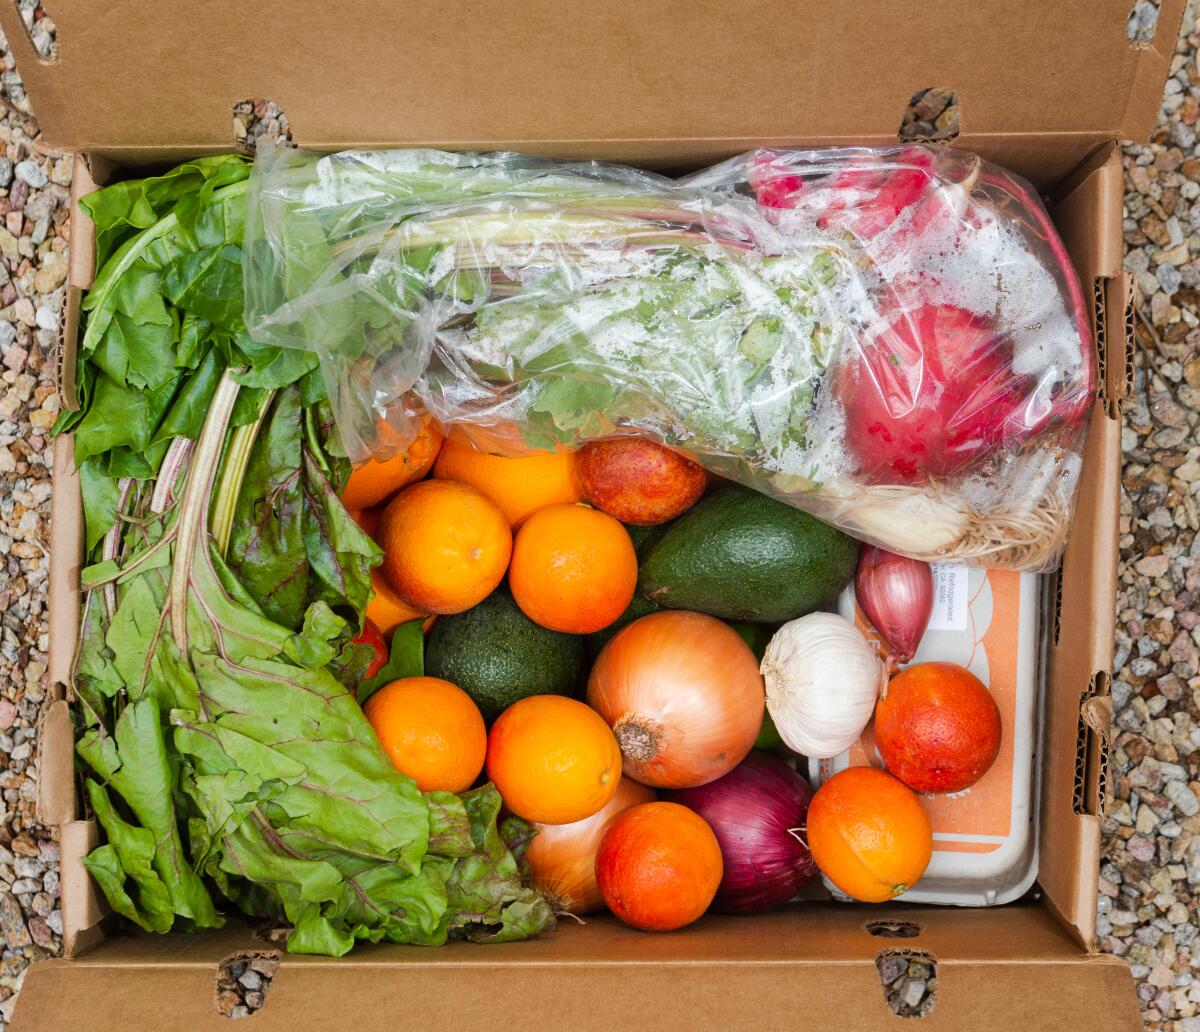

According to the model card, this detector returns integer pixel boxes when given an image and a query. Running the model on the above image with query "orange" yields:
[805,767,932,903]
[341,416,443,510]
[508,504,637,633]
[594,802,723,931]
[875,661,1002,794]
[433,438,581,527]
[378,480,512,615]
[364,568,431,636]
[486,695,622,824]
[363,676,487,793]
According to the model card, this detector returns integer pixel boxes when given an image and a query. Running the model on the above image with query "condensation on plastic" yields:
[244,145,1095,571]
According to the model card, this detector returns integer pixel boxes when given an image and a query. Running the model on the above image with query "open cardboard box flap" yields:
[0,0,1188,153]
[0,2,1180,1029]
[12,908,1143,1032]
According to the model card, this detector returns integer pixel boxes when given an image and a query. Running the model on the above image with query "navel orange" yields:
[378,480,512,615]
[341,416,443,510]
[486,695,622,825]
[508,504,637,633]
[433,438,581,527]
[364,568,430,636]
[363,676,487,793]
[805,767,932,903]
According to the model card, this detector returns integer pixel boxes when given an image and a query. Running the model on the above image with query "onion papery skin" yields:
[587,611,765,789]
[525,777,656,915]
[667,752,817,914]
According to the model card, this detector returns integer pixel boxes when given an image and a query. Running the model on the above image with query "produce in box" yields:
[59,157,554,955]
[244,145,1094,570]
[63,143,1072,949]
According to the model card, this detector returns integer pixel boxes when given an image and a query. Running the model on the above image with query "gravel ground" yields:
[0,6,1195,1030]
[0,5,69,1028]
[1102,6,1200,1030]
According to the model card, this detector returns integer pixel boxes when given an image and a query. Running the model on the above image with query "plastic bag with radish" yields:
[244,145,1094,570]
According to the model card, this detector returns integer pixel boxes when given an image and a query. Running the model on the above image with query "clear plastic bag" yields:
[244,145,1094,570]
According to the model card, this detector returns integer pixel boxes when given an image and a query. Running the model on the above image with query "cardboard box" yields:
[2,1,1184,1027]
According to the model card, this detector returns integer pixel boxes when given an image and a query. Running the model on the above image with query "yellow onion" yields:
[855,546,933,663]
[525,776,656,914]
[587,610,764,788]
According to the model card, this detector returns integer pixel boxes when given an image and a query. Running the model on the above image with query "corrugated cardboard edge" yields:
[1124,0,1191,143]
[59,819,104,957]
[38,169,108,956]
[1036,144,1126,949]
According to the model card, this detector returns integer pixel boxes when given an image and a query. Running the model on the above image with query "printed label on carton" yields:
[928,563,968,631]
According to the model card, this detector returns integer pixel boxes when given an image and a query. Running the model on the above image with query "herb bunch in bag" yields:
[244,146,1093,570]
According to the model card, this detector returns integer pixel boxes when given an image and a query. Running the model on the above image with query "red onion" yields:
[855,546,933,663]
[665,751,816,914]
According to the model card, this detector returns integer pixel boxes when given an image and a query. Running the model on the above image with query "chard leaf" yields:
[227,387,308,629]
[78,455,122,554]
[446,786,555,943]
[106,438,170,479]
[162,244,245,331]
[68,157,555,957]
[426,792,476,857]
[73,372,180,465]
[152,346,223,444]
[77,696,221,929]
[105,575,167,698]
[301,448,379,618]
[357,621,424,704]
[81,154,251,267]
[83,781,175,933]
[231,332,319,389]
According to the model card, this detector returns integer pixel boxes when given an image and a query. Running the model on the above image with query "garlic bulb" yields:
[761,613,886,759]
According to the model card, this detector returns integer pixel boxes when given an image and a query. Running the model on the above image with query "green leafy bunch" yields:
[62,155,553,955]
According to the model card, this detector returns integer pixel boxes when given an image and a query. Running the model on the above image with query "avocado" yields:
[624,521,670,560]
[424,590,585,721]
[638,487,858,622]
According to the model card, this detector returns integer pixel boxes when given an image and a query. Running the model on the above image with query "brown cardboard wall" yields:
[1036,149,1126,945]
[0,1,1187,151]
[11,908,1142,1032]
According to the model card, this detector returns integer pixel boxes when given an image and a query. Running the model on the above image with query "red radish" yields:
[874,661,1002,794]
[752,147,937,239]
[353,618,389,678]
[837,302,1024,483]
[576,438,707,526]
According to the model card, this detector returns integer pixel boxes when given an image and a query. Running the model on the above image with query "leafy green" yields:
[357,620,425,704]
[243,149,846,482]
[64,158,554,955]
[226,386,309,628]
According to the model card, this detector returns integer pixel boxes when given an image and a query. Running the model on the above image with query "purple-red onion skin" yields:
[665,751,816,915]
[856,546,933,663]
